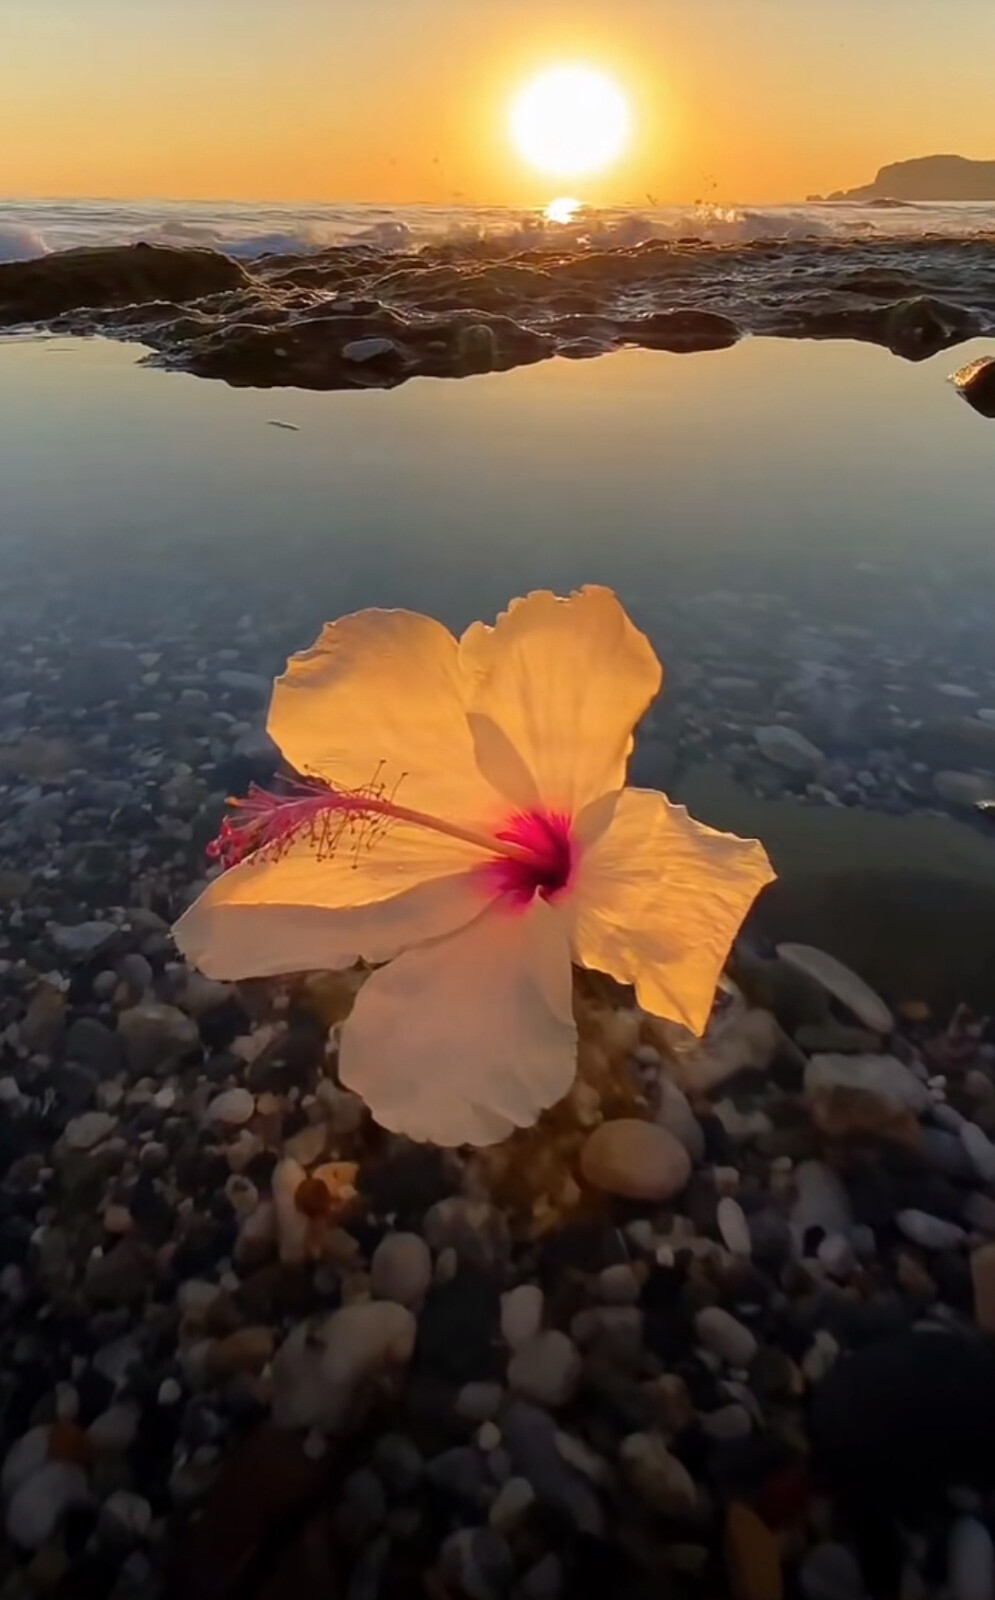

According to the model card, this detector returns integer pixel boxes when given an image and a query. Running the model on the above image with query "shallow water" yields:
[1,332,993,632]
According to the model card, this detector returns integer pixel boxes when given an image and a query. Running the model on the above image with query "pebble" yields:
[502,1401,603,1535]
[521,1553,563,1600]
[64,1111,117,1151]
[271,1301,417,1432]
[100,1489,152,1542]
[972,1244,995,1332]
[717,1197,753,1258]
[457,1382,506,1423]
[370,1232,432,1306]
[206,1086,255,1127]
[596,1263,641,1303]
[157,1378,182,1405]
[702,1402,754,1440]
[755,724,825,774]
[961,1121,995,1184]
[6,1462,90,1549]
[439,1527,513,1600]
[489,1475,535,1532]
[656,1077,705,1160]
[2,1427,50,1499]
[52,920,118,958]
[477,1421,501,1452]
[87,1403,140,1453]
[342,337,399,364]
[776,944,893,1033]
[272,1157,309,1264]
[896,1210,967,1250]
[620,1432,698,1515]
[949,1515,995,1600]
[580,1118,691,1201]
[725,1502,784,1600]
[507,1331,581,1408]
[799,1543,865,1600]
[694,1307,758,1366]
[500,1284,544,1349]
[117,999,200,1076]
[805,1053,929,1113]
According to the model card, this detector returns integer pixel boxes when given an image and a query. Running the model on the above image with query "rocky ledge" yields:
[1,235,994,391]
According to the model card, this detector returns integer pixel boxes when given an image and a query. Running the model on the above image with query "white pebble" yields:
[818,1234,856,1279]
[370,1233,432,1307]
[500,1284,544,1349]
[477,1421,501,1452]
[716,1197,752,1258]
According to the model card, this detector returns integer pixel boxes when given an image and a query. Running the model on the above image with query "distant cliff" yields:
[810,155,995,203]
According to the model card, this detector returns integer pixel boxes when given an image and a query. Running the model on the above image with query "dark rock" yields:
[415,1269,501,1382]
[952,355,995,419]
[0,243,246,326]
[64,1017,126,1078]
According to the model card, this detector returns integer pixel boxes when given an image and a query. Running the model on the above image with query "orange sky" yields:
[2,0,993,206]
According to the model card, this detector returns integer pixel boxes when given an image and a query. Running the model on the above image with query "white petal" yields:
[460,587,661,814]
[570,787,775,1035]
[268,608,505,826]
[339,898,577,1146]
[173,821,492,980]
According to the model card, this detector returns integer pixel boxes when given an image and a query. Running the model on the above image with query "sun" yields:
[509,65,630,180]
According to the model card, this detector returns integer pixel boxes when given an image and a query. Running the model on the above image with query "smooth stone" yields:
[965,1193,995,1234]
[694,1306,758,1366]
[6,1462,90,1549]
[507,1332,581,1409]
[64,1111,117,1151]
[489,1476,535,1532]
[342,337,399,364]
[755,725,825,774]
[920,1128,975,1180]
[206,1087,255,1127]
[2,1427,50,1499]
[580,1119,691,1201]
[950,1515,995,1600]
[619,1432,698,1515]
[100,1490,152,1542]
[596,1264,641,1304]
[456,1382,505,1423]
[961,1122,995,1184]
[521,1554,563,1600]
[656,1077,706,1161]
[502,1401,604,1535]
[500,1284,544,1349]
[776,943,893,1033]
[218,668,270,696]
[271,1157,309,1265]
[439,1527,513,1600]
[87,1402,140,1453]
[370,1232,431,1307]
[799,1543,865,1600]
[717,1197,753,1258]
[702,1403,753,1440]
[792,1160,855,1242]
[896,1210,967,1250]
[117,1000,200,1076]
[805,1054,929,1113]
[423,1198,509,1266]
[725,1502,783,1600]
[53,921,118,958]
[971,1244,995,1332]
[271,1301,416,1432]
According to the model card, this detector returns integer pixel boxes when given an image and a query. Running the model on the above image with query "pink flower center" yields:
[488,809,575,906]
[207,779,577,908]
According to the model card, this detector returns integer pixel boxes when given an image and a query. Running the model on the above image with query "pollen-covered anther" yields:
[206,773,402,870]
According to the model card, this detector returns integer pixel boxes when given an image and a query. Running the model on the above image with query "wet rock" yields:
[0,242,246,325]
[52,920,118,959]
[84,1237,154,1306]
[580,1118,691,1201]
[952,355,995,419]
[205,1087,255,1127]
[63,1111,117,1151]
[502,1400,604,1534]
[896,1209,966,1250]
[656,1077,705,1160]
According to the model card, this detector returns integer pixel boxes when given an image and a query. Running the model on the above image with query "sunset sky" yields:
[2,0,993,207]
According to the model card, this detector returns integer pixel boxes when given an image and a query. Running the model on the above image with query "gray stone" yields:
[500,1284,544,1348]
[117,1001,200,1077]
[896,1210,967,1251]
[508,1332,581,1408]
[502,1401,604,1534]
[370,1232,431,1307]
[755,725,825,774]
[53,920,118,958]
[694,1306,757,1366]
[439,1527,513,1600]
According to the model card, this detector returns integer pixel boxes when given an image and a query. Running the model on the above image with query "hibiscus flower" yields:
[173,587,773,1145]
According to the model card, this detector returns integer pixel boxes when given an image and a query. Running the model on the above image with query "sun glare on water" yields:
[510,65,630,180]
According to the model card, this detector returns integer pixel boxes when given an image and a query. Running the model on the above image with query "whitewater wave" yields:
[1,196,993,265]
